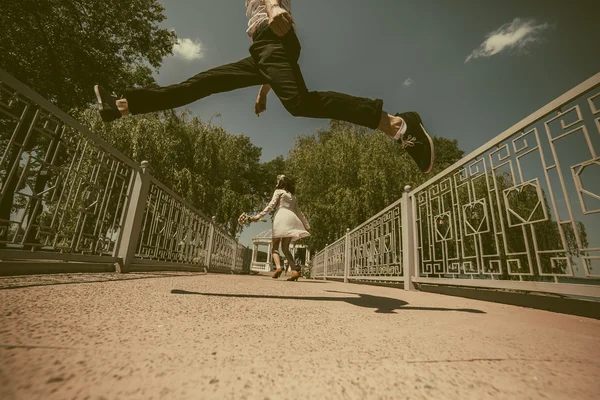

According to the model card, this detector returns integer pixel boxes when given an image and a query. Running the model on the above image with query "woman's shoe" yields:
[272,268,283,279]
[286,270,300,281]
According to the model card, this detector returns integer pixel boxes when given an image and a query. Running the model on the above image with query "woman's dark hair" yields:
[275,174,295,194]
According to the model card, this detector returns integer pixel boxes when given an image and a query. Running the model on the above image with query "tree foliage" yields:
[0,0,176,110]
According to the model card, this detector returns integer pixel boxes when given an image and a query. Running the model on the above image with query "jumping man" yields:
[94,0,435,173]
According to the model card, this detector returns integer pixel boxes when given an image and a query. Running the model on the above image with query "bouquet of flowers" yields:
[238,212,251,226]
[238,212,266,226]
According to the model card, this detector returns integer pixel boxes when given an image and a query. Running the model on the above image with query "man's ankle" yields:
[392,117,406,140]
[116,99,130,116]
[378,112,404,138]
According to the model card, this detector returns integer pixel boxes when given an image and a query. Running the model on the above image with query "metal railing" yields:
[325,235,346,279]
[0,68,244,274]
[2,66,598,296]
[312,71,600,299]
[312,251,325,278]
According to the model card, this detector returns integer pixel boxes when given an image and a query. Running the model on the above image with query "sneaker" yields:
[94,85,122,122]
[395,111,435,174]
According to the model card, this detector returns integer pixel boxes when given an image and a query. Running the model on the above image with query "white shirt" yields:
[245,0,292,38]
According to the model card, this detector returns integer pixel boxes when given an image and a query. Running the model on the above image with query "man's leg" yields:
[251,29,435,173]
[95,57,266,119]
[251,30,390,132]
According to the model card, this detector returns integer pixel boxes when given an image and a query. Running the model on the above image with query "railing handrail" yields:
[410,72,600,195]
[0,68,141,171]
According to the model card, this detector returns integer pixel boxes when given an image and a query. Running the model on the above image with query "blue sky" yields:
[150,0,599,246]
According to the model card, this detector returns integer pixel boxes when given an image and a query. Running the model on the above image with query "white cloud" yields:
[173,37,204,61]
[465,18,550,63]
[403,78,415,87]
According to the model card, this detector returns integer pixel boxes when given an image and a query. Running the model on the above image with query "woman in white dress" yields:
[250,175,310,281]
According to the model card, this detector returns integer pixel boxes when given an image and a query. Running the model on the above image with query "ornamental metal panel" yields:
[326,236,345,277]
[413,76,600,281]
[135,180,211,266]
[0,75,135,256]
[210,228,236,270]
[349,204,403,279]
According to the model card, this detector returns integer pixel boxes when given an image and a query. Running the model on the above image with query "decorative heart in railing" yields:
[463,201,487,234]
[435,213,451,240]
[504,181,546,225]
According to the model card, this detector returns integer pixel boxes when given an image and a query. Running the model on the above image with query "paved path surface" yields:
[0,272,599,400]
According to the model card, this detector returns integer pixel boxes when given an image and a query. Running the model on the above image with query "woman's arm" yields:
[252,190,281,221]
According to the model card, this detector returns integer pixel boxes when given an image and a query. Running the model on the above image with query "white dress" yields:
[256,189,310,241]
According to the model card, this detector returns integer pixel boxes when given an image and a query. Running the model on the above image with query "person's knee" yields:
[283,102,303,117]
[282,93,313,117]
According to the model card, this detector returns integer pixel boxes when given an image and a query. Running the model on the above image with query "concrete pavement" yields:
[1,272,599,399]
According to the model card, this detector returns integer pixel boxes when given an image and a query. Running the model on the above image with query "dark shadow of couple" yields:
[170,289,486,314]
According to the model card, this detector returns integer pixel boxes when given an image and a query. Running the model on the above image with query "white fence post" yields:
[205,216,216,270]
[344,228,350,283]
[231,240,238,273]
[115,161,151,273]
[324,244,328,281]
[401,185,415,291]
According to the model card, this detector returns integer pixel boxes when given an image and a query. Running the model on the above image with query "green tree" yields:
[0,0,176,110]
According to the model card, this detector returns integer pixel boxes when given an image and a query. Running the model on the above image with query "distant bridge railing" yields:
[312,72,600,299]
[0,69,244,275]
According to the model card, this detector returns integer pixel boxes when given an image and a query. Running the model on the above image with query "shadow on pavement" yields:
[170,289,486,314]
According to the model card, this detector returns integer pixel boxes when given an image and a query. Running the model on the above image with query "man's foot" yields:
[94,85,122,122]
[395,112,435,174]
